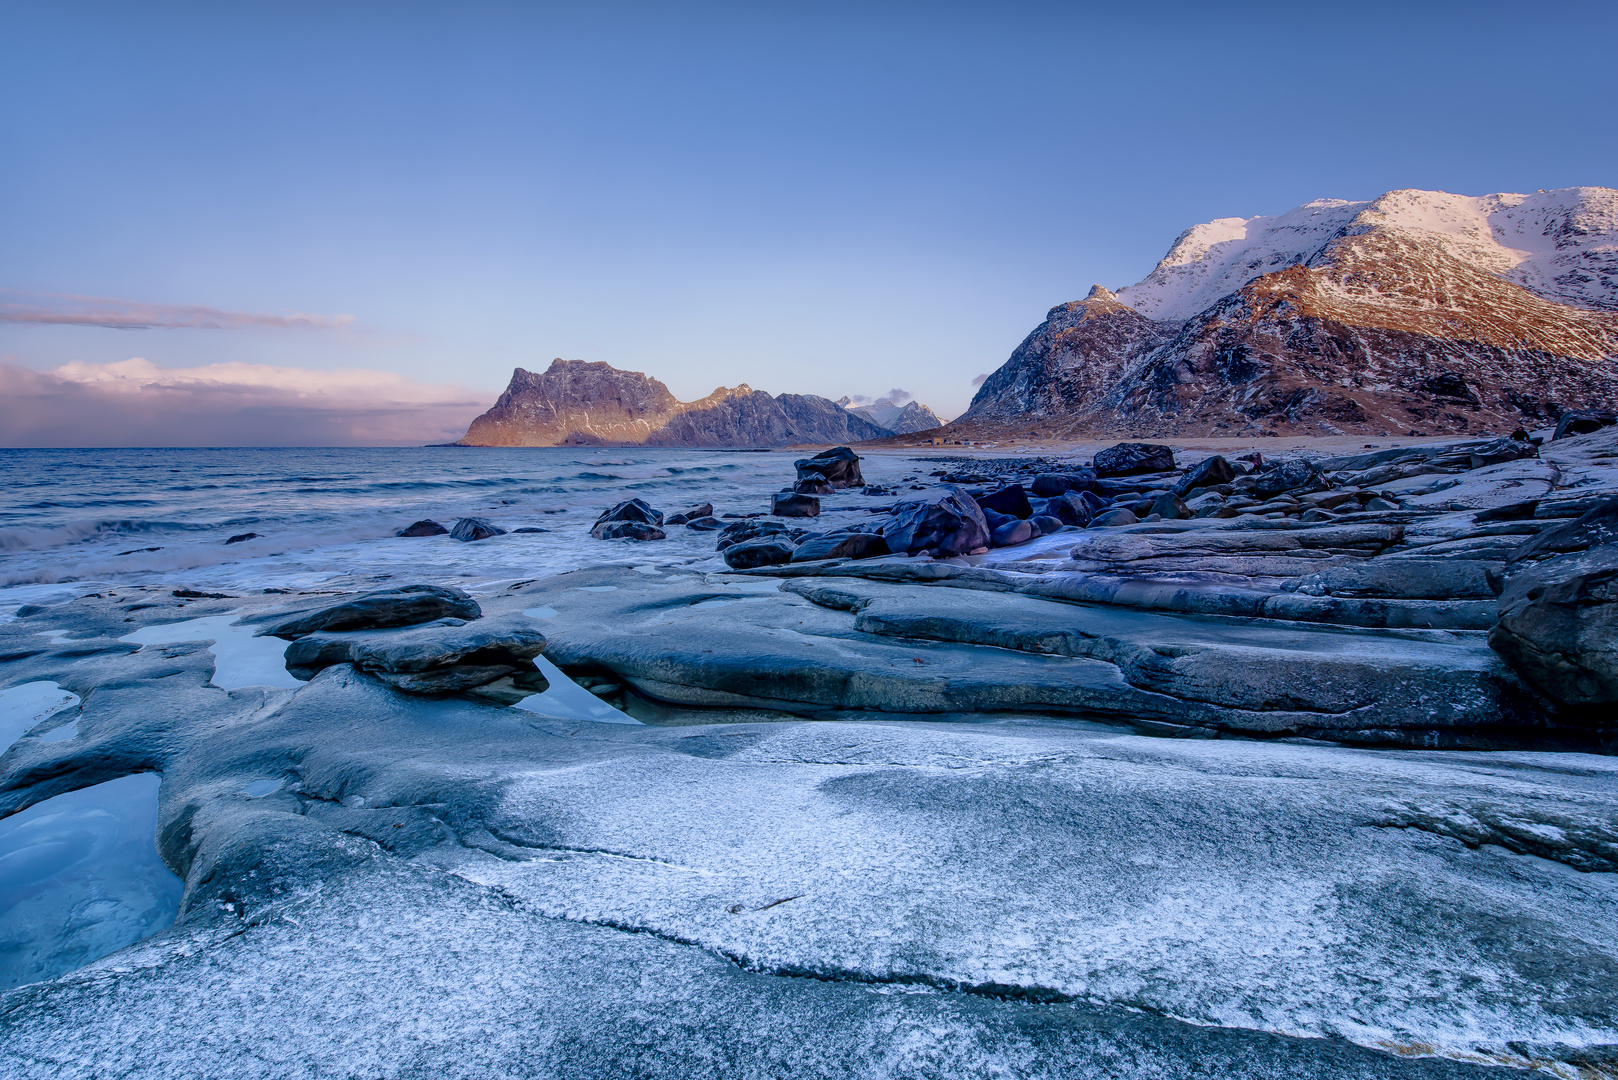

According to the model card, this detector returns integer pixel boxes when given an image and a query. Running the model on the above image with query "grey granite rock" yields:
[1094,442,1175,476]
[1491,545,1618,710]
[255,585,482,640]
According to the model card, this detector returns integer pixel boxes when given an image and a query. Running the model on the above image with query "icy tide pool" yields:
[0,686,183,989]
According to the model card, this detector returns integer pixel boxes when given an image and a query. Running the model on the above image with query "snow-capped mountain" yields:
[960,186,1618,438]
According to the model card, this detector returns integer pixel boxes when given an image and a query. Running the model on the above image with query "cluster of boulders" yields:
[396,517,546,541]
[250,584,548,697]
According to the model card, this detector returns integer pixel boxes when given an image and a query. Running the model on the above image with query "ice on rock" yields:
[122,614,302,690]
[0,682,79,751]
[0,774,182,990]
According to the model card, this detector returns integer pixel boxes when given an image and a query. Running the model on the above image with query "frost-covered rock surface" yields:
[1,605,1616,1077]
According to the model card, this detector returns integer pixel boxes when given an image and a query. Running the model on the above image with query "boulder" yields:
[1030,471,1097,497]
[1149,494,1192,521]
[1248,459,1325,499]
[1171,455,1236,497]
[593,521,666,541]
[794,446,863,488]
[1093,442,1176,477]
[790,531,892,562]
[880,485,991,557]
[259,584,483,640]
[592,498,663,530]
[716,520,807,551]
[1029,515,1065,536]
[990,519,1036,547]
[1089,508,1139,528]
[723,536,799,569]
[1038,492,1096,528]
[225,532,260,545]
[684,516,725,531]
[286,615,548,693]
[397,520,448,537]
[975,484,1033,519]
[676,502,714,520]
[1490,546,1618,710]
[450,518,506,542]
[795,474,835,495]
[772,493,821,517]
[1552,411,1617,441]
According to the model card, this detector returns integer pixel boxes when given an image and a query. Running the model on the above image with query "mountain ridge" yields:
[457,360,892,447]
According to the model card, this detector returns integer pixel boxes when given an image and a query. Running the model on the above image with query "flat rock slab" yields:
[512,566,1540,741]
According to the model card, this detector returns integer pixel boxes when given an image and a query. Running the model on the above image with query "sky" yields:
[2,0,1616,445]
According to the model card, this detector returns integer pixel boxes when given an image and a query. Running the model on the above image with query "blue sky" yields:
[2,0,1615,442]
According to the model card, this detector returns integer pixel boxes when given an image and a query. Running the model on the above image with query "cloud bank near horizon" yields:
[0,359,494,447]
[0,291,355,331]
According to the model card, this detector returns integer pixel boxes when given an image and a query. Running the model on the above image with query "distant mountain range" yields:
[836,397,944,435]
[456,360,935,447]
[956,186,1618,438]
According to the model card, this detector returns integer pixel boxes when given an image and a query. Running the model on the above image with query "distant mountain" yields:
[457,360,891,447]
[958,187,1618,437]
[844,399,943,434]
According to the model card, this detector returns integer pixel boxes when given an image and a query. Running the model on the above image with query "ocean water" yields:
[0,446,914,605]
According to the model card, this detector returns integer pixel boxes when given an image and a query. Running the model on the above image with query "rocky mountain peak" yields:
[955,186,1618,439]
[1086,284,1119,302]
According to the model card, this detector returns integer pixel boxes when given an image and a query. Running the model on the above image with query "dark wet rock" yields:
[684,516,725,531]
[723,536,798,569]
[794,474,834,495]
[1552,411,1617,441]
[225,532,260,545]
[1172,455,1236,497]
[398,520,449,537]
[285,615,547,692]
[512,527,548,534]
[1090,509,1139,528]
[794,446,863,488]
[716,520,809,551]
[976,484,1033,519]
[591,499,664,538]
[257,585,482,640]
[990,519,1036,547]
[790,531,891,563]
[450,518,506,542]
[1361,496,1401,512]
[1491,546,1618,710]
[1038,492,1098,528]
[1150,494,1191,521]
[1030,471,1097,497]
[593,521,667,541]
[880,486,991,557]
[1509,495,1618,563]
[772,493,821,517]
[1030,515,1065,536]
[1093,443,1176,476]
[676,502,714,520]
[1247,459,1326,499]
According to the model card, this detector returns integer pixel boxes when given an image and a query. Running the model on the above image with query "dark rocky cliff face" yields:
[458,359,890,447]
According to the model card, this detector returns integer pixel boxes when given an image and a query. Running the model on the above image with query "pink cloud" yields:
[0,291,355,331]
[0,359,495,447]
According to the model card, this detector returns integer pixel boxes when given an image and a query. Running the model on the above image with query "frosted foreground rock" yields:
[1,586,1617,1078]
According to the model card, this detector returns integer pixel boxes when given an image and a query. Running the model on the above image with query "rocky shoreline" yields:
[2,426,1617,1077]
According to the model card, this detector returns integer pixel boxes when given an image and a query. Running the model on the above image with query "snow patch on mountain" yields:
[1118,186,1618,321]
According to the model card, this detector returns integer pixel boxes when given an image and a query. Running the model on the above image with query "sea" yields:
[0,445,935,610]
